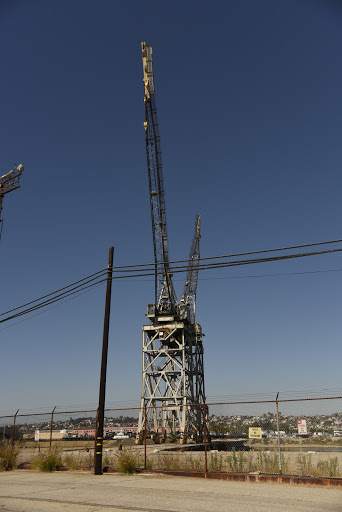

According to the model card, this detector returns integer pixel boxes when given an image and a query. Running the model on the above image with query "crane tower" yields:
[137,43,207,444]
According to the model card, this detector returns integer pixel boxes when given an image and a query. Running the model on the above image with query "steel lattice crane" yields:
[183,215,201,325]
[137,44,207,444]
[0,164,24,238]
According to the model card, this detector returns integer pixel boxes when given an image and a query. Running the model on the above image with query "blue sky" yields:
[1,0,342,414]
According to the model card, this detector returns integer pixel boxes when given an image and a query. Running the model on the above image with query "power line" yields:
[0,280,105,331]
[0,267,108,317]
[185,246,342,272]
[198,267,342,281]
[130,267,342,283]
[2,237,341,316]
[109,237,342,271]
[2,247,342,324]
[107,247,342,280]
[1,241,342,326]
[0,278,106,324]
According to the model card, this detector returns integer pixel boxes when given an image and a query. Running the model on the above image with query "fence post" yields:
[49,406,56,450]
[144,405,147,470]
[276,393,282,475]
[11,410,19,447]
[203,402,208,474]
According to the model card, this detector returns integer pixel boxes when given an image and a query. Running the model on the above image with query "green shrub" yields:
[309,436,332,444]
[296,453,313,476]
[256,451,287,474]
[102,450,114,469]
[145,458,153,470]
[82,451,94,469]
[226,449,246,472]
[0,443,19,471]
[63,453,80,471]
[167,434,178,443]
[185,454,202,471]
[317,457,340,478]
[116,450,140,475]
[32,449,62,472]
[155,453,181,471]
[209,452,223,472]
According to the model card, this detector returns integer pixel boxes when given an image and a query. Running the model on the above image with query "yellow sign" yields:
[249,427,262,439]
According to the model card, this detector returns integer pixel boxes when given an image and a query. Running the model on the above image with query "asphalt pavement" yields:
[0,471,341,512]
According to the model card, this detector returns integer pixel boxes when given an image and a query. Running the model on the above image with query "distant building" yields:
[35,430,68,441]
[72,426,138,438]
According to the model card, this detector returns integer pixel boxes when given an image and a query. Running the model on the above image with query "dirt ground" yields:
[15,440,342,478]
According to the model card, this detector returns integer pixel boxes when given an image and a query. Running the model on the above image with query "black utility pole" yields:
[94,246,114,475]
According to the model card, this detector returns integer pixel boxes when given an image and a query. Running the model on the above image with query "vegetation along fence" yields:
[1,396,342,479]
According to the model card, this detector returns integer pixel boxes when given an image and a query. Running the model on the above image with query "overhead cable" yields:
[1,241,342,326]
[108,237,342,270]
[109,247,342,279]
[0,280,105,331]
[0,267,108,317]
[0,278,106,324]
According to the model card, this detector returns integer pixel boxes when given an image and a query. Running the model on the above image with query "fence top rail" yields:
[204,396,342,407]
[53,409,97,416]
[0,395,341,420]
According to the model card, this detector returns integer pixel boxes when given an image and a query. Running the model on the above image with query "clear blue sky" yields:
[1,0,342,415]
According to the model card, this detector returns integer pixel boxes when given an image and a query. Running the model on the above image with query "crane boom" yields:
[142,42,177,310]
[183,215,201,324]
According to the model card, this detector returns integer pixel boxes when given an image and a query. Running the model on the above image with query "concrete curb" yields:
[16,465,342,487]
[153,470,342,487]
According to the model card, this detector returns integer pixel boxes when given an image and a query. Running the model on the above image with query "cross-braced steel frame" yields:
[137,316,206,441]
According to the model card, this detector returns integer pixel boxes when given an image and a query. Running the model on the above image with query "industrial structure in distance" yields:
[136,43,207,444]
[0,164,24,238]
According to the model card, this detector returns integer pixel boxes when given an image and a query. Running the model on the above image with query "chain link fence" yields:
[1,397,342,478]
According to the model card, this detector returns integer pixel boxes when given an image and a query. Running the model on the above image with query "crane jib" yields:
[142,52,176,310]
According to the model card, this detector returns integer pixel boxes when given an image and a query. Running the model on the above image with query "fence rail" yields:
[1,396,342,479]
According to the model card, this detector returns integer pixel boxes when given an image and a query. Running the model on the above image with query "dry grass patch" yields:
[0,443,19,471]
[31,449,62,472]
[115,449,141,474]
